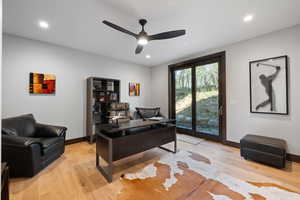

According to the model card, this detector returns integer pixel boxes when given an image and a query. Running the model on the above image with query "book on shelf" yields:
[107,81,114,91]
[94,80,102,90]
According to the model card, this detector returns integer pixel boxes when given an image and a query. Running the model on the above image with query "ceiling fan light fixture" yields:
[38,20,49,29]
[102,19,186,54]
[138,37,148,46]
[243,14,254,22]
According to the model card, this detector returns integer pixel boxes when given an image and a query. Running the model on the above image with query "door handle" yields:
[219,106,223,116]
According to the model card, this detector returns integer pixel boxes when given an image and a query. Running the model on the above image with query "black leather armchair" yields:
[1,114,67,177]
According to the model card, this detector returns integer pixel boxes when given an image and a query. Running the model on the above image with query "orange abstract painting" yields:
[129,82,140,96]
[29,73,56,94]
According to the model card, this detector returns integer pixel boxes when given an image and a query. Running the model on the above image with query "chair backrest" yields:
[135,107,161,119]
[2,114,36,137]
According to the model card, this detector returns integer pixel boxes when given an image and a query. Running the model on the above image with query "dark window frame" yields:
[168,51,227,142]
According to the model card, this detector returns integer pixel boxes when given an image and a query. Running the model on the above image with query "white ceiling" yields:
[4,0,300,67]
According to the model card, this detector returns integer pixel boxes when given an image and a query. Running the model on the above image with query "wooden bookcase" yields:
[86,77,120,143]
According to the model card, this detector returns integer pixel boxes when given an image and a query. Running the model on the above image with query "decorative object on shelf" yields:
[249,56,288,115]
[29,72,56,94]
[99,92,106,102]
[129,82,140,96]
[110,93,118,101]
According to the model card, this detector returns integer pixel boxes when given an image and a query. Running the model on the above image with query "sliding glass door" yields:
[169,52,226,142]
[195,62,219,136]
[175,68,192,129]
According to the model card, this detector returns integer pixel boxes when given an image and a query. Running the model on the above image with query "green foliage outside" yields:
[175,63,219,135]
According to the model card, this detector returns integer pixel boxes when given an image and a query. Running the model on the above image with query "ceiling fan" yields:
[102,19,186,54]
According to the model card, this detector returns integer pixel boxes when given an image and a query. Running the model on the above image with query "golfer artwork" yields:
[255,63,280,111]
[249,56,288,115]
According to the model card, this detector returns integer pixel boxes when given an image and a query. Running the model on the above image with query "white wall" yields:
[2,34,152,139]
[151,25,300,155]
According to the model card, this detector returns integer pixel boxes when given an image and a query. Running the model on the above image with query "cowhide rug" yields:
[117,151,300,200]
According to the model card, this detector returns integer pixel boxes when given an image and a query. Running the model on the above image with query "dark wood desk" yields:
[96,119,176,182]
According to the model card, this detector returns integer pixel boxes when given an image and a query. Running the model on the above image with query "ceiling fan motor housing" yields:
[139,19,147,26]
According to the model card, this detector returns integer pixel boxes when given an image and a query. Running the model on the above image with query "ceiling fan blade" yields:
[135,45,143,54]
[149,30,186,40]
[103,20,138,38]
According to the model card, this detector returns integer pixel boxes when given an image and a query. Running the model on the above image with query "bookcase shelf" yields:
[86,77,120,143]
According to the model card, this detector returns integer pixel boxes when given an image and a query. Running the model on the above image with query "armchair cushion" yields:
[136,107,160,119]
[37,137,64,149]
[38,137,65,156]
[2,134,42,147]
[35,123,67,137]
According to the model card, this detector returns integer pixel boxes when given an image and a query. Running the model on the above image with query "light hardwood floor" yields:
[10,136,300,200]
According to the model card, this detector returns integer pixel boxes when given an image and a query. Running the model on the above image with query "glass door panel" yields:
[195,63,219,136]
[175,68,192,129]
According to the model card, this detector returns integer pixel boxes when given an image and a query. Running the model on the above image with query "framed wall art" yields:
[29,72,56,94]
[129,82,140,96]
[249,55,288,115]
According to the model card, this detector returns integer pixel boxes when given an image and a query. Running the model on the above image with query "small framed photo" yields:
[249,56,288,115]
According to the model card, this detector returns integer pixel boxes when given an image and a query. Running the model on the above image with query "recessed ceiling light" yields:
[146,54,151,59]
[243,14,253,23]
[38,20,49,29]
